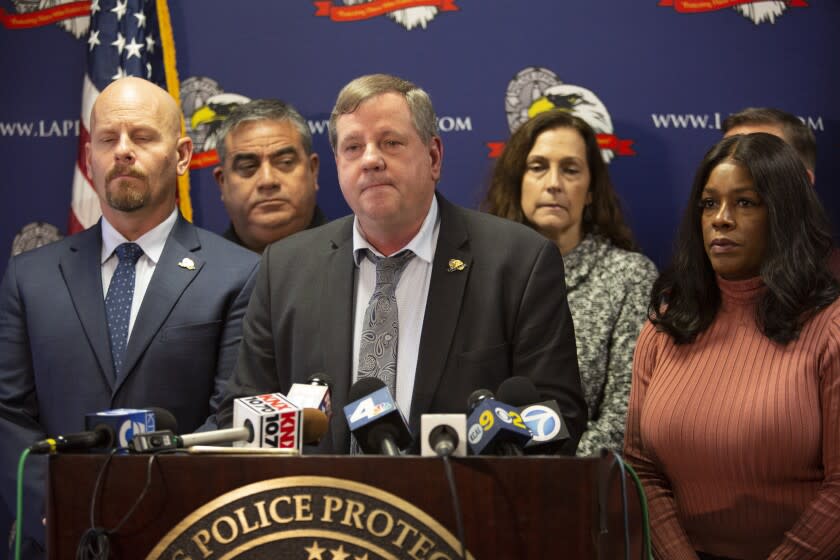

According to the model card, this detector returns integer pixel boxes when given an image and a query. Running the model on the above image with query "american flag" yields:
[69,0,190,233]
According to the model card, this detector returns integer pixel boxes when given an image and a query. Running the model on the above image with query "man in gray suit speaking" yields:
[0,77,258,556]
[217,74,586,455]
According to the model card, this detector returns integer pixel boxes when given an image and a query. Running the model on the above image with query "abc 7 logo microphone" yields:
[519,402,570,452]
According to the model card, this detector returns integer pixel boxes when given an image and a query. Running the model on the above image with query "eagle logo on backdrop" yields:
[487,67,635,163]
[313,0,458,30]
[180,76,251,169]
[658,0,808,25]
[11,222,64,256]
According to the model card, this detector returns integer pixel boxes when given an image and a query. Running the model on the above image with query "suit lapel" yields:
[116,216,203,389]
[320,218,356,453]
[60,223,116,389]
[410,196,471,432]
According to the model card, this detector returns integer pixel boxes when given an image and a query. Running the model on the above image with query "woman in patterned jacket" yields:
[483,110,657,456]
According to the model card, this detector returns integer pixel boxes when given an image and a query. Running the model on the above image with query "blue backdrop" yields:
[1,0,839,546]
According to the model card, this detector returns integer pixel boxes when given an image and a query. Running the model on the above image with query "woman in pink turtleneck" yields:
[624,133,840,560]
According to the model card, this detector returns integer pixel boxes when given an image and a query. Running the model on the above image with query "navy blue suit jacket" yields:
[0,215,258,554]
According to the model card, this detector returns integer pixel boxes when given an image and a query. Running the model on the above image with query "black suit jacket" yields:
[218,194,586,454]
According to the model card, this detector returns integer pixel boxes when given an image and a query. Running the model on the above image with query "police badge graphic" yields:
[148,477,473,560]
[314,0,459,29]
[490,67,635,163]
[180,76,251,169]
[658,0,808,25]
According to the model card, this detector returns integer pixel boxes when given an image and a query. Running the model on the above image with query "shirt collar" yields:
[352,196,439,266]
[101,208,179,265]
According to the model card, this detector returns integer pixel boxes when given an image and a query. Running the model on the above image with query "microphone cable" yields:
[609,450,631,560]
[600,449,652,560]
[76,448,162,560]
[14,447,31,560]
[440,454,467,559]
[622,459,653,560]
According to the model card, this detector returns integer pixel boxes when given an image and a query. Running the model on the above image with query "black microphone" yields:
[344,377,411,456]
[465,388,531,456]
[29,407,175,454]
[496,376,570,455]
[429,425,459,457]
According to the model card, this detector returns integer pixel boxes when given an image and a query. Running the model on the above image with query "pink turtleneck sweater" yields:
[624,276,840,560]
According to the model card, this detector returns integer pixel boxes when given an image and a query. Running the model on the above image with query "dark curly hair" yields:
[650,133,837,345]
[482,110,636,251]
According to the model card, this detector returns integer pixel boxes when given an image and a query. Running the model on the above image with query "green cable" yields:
[15,447,31,560]
[623,461,653,560]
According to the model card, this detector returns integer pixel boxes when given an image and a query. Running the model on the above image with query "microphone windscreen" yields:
[307,372,334,389]
[147,407,178,432]
[349,376,387,401]
[496,376,541,406]
[302,408,329,444]
[467,388,493,412]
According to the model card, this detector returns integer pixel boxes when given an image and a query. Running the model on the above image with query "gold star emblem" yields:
[177,257,196,270]
[447,258,466,272]
[304,540,326,560]
[330,544,350,560]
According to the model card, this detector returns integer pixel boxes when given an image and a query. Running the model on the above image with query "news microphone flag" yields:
[344,383,411,455]
[466,398,532,455]
[233,393,302,451]
[69,0,190,233]
[85,408,155,449]
[287,380,332,420]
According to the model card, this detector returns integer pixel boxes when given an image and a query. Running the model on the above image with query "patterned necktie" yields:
[351,249,415,454]
[105,242,144,380]
[357,249,415,393]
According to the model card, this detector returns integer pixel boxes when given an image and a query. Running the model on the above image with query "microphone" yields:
[420,414,467,457]
[130,408,330,452]
[29,408,161,454]
[287,373,333,420]
[344,377,411,456]
[465,388,531,456]
[496,376,570,455]
[233,392,303,451]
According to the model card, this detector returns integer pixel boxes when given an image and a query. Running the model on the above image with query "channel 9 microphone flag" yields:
[233,393,303,451]
[69,0,190,233]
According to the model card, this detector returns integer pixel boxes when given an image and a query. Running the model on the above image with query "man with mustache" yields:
[216,74,587,455]
[0,77,258,557]
[213,99,327,253]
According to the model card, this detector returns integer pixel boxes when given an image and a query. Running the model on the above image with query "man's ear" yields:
[310,153,320,192]
[175,136,193,176]
[213,166,225,199]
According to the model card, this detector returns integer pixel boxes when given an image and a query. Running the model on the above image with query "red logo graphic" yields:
[658,0,807,12]
[314,0,458,21]
[0,0,89,29]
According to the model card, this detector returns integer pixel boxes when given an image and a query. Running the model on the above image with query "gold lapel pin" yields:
[177,257,196,271]
[447,258,466,272]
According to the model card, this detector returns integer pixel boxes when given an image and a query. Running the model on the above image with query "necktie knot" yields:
[370,250,414,291]
[115,242,144,265]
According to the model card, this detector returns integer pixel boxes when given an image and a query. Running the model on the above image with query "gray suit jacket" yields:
[218,194,586,455]
[0,215,259,553]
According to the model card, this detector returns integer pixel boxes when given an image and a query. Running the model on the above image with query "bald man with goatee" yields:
[0,77,258,558]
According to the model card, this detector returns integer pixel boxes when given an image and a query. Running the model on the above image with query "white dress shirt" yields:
[100,208,178,339]
[352,197,440,418]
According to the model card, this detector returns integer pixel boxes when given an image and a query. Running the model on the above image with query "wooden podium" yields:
[47,454,642,558]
